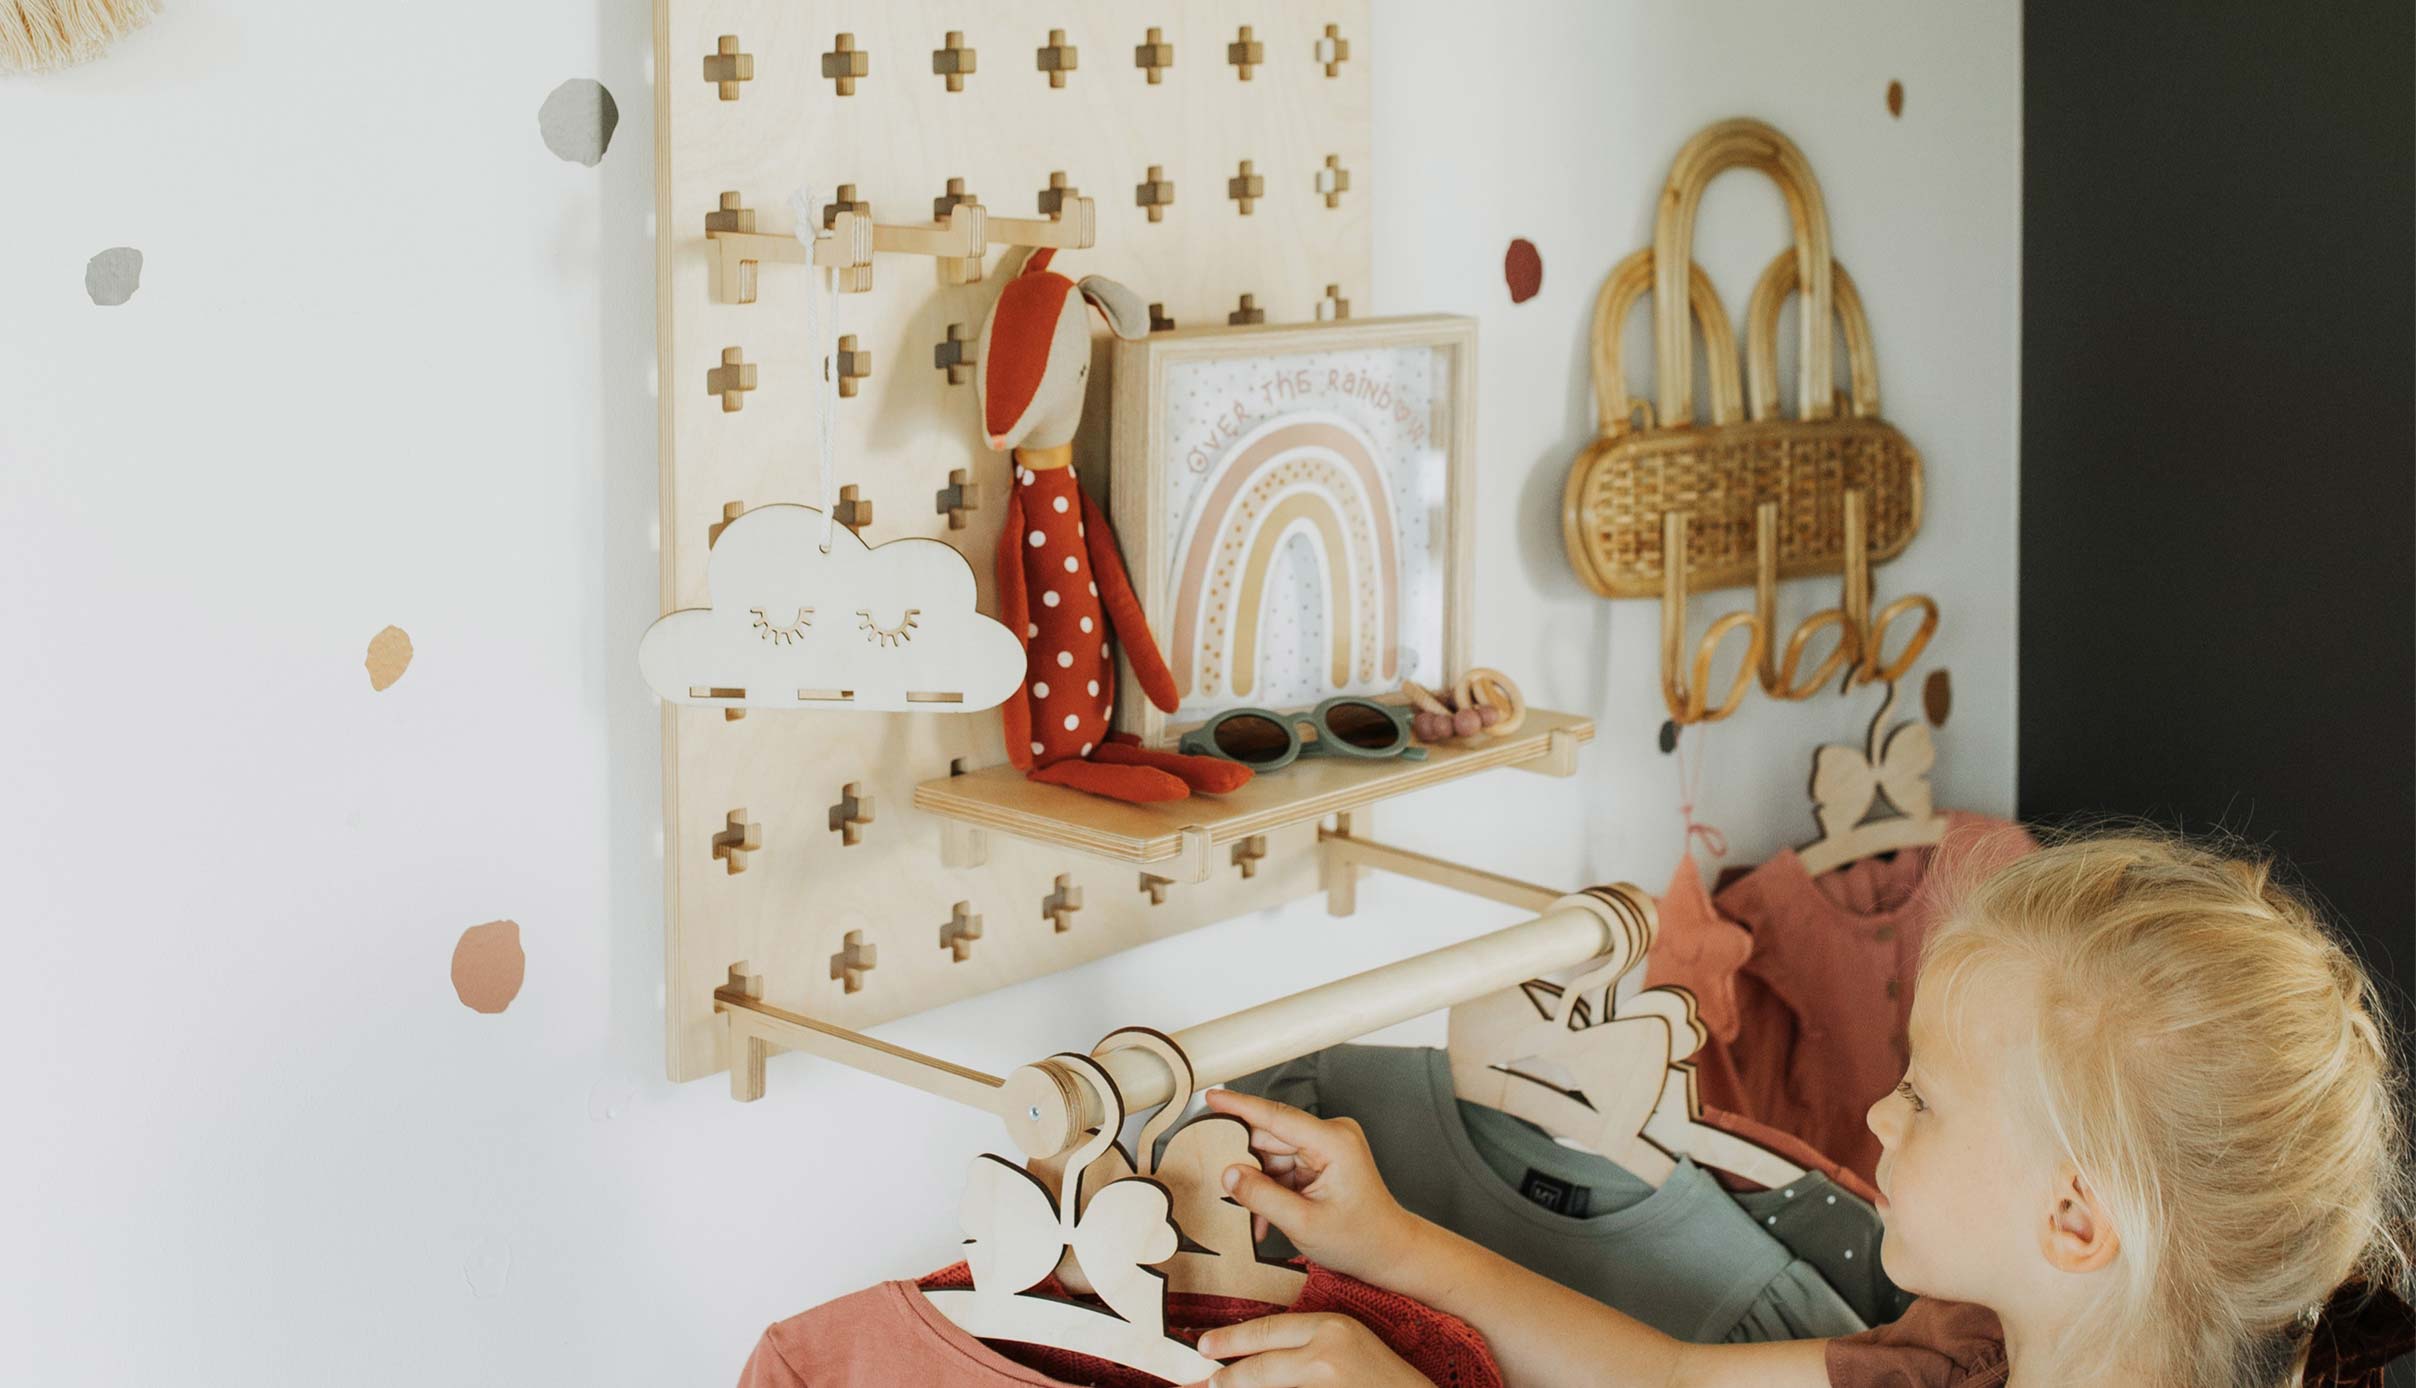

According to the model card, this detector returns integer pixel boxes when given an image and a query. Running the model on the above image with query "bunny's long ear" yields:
[1076,274,1151,341]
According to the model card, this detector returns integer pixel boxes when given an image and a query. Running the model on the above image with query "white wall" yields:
[0,3,2018,1383]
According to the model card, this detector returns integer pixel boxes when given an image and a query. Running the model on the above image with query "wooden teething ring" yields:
[1456,668,1527,736]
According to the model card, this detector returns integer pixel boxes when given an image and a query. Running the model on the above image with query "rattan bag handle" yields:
[1743,249,1880,422]
[1651,119,1835,429]
[1589,248,1743,434]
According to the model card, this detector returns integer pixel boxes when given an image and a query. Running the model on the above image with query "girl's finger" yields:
[1204,1090,1338,1157]
[1222,1166,1317,1239]
[1207,1347,1321,1387]
[1198,1313,1321,1360]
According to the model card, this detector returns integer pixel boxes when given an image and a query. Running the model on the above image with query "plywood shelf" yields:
[912,710,1593,879]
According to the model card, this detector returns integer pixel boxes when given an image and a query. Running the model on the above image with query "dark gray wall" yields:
[2021,2,2413,1378]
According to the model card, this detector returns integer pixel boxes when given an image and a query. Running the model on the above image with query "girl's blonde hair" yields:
[1921,830,2411,1387]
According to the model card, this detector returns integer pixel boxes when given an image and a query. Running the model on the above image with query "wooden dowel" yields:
[713,985,1007,1111]
[999,895,1626,1156]
[1316,829,1561,913]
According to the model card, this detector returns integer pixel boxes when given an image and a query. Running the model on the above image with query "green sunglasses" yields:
[1177,697,1429,771]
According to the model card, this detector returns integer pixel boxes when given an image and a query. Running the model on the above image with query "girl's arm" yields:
[1198,1089,1833,1388]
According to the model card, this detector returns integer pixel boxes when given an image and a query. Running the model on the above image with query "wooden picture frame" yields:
[1108,315,1479,748]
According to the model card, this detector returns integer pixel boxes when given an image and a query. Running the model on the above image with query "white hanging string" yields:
[787,185,841,553]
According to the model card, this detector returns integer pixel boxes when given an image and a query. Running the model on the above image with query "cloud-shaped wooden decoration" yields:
[639,504,1024,713]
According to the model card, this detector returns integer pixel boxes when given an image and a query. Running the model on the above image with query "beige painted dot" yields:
[1034,681,1051,698]
[366,625,414,691]
[451,919,525,1014]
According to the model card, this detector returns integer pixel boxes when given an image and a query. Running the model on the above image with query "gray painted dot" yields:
[538,79,618,166]
[85,247,142,306]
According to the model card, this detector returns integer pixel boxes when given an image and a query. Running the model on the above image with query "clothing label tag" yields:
[1518,1169,1589,1217]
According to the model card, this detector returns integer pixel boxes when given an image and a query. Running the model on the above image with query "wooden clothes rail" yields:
[718,857,1643,1161]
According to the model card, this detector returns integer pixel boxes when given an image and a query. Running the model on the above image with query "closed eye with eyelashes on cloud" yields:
[639,504,1025,712]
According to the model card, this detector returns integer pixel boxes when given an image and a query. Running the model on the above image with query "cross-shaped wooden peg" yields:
[1229,293,1265,326]
[704,35,753,100]
[1228,26,1264,80]
[1228,160,1264,215]
[706,191,755,235]
[939,902,983,962]
[935,469,980,529]
[1038,172,1080,220]
[931,30,975,91]
[1139,873,1174,905]
[712,809,762,874]
[1149,302,1176,333]
[829,930,877,993]
[1135,27,1174,83]
[709,499,747,546]
[821,33,868,95]
[707,347,756,412]
[833,485,872,534]
[1317,154,1351,208]
[1315,23,1350,77]
[834,334,870,398]
[1232,834,1269,879]
[822,184,869,230]
[828,783,873,845]
[933,323,976,384]
[1135,165,1175,222]
[1042,874,1082,933]
[1036,29,1077,87]
[1317,284,1351,321]
[933,177,980,221]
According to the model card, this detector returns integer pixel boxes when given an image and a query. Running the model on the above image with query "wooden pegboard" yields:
[654,0,1374,1082]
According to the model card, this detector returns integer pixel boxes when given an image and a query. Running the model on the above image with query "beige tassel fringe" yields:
[0,0,160,74]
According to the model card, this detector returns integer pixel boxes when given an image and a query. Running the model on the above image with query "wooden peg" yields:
[821,33,868,95]
[1227,160,1264,215]
[829,930,877,993]
[708,500,746,546]
[835,334,871,398]
[1038,172,1080,220]
[940,902,984,962]
[1036,29,1077,86]
[1317,283,1350,321]
[1227,26,1263,80]
[1139,873,1173,905]
[828,783,873,845]
[934,323,977,384]
[705,191,755,235]
[1135,27,1173,83]
[932,31,976,91]
[1316,155,1351,209]
[935,469,980,529]
[933,179,986,284]
[707,347,756,412]
[822,184,870,230]
[1042,874,1082,933]
[1315,23,1350,77]
[833,485,872,534]
[1149,302,1176,333]
[704,35,753,100]
[1135,166,1175,222]
[1228,293,1264,326]
[724,964,768,1102]
[1231,835,1269,880]
[712,809,762,874]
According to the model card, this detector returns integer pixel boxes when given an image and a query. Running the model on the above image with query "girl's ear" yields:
[2039,1166,2121,1275]
[1076,274,1151,341]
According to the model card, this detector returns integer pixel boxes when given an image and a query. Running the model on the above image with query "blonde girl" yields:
[1193,833,2412,1387]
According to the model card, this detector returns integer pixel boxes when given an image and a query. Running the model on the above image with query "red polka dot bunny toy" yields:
[975,249,1252,803]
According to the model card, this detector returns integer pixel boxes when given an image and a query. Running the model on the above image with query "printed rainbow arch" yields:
[1170,413,1400,703]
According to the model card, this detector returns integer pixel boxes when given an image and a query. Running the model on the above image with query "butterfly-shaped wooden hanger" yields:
[1797,679,1948,877]
[1446,885,1807,1189]
[1044,1027,1308,1306]
[924,1052,1219,1385]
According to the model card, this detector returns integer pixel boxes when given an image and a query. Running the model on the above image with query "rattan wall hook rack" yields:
[1562,118,1939,726]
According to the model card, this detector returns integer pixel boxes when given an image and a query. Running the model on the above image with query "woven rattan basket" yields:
[1561,119,1923,602]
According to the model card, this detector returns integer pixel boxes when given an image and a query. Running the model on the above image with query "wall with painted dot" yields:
[0,2,2018,1383]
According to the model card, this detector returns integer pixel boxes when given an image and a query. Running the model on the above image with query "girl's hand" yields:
[1201,1088,1426,1284]
[1197,1312,1433,1387]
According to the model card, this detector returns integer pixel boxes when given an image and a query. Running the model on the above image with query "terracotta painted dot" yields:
[1657,719,1679,755]
[365,624,414,691]
[1504,238,1543,304]
[1923,668,1953,727]
[451,919,525,1014]
[1887,80,1904,117]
